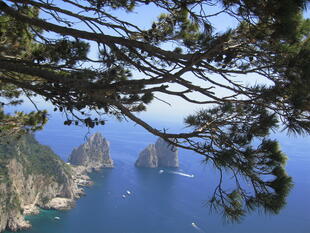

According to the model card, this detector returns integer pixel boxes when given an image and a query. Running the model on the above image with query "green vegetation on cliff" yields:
[0,133,78,232]
[0,144,10,184]
[0,134,71,184]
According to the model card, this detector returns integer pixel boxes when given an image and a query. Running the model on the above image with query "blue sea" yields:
[5,114,310,233]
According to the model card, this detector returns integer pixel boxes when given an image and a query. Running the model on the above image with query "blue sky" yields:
[15,1,241,123]
[96,3,240,122]
[4,1,310,125]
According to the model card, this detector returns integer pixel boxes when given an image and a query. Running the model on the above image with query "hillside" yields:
[0,134,85,232]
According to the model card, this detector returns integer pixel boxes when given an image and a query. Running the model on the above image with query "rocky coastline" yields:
[0,133,111,233]
[1,134,180,232]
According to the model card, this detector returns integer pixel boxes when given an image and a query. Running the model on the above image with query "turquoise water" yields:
[5,116,310,233]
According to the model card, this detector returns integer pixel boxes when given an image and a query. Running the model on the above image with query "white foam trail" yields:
[191,222,206,233]
[170,171,194,178]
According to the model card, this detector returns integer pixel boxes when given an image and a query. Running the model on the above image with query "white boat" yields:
[158,169,164,174]
[191,222,205,233]
[122,194,126,198]
[126,190,131,195]
[54,216,60,220]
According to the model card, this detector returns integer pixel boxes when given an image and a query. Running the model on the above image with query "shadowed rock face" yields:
[68,133,113,171]
[135,144,158,168]
[135,138,179,168]
[155,138,179,167]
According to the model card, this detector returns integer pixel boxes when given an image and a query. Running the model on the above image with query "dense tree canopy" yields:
[0,0,310,221]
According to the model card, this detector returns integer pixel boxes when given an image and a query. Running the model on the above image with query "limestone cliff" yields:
[135,138,179,168]
[68,133,113,171]
[155,138,179,167]
[0,135,88,232]
[135,144,158,168]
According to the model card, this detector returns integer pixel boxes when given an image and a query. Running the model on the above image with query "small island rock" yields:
[135,144,158,168]
[135,138,179,168]
[68,133,113,171]
[155,138,179,167]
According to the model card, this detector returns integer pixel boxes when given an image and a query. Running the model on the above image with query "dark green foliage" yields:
[7,194,22,211]
[185,103,293,220]
[0,134,70,184]
[41,196,50,205]
[0,0,309,222]
[0,162,9,183]
[0,107,47,143]
[32,39,89,65]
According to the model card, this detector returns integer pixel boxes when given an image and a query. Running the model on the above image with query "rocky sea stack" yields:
[68,133,113,172]
[135,138,179,168]
[136,144,158,168]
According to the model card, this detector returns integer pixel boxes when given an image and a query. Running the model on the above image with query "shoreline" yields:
[1,165,94,233]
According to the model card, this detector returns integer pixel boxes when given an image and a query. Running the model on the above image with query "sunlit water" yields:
[4,115,310,233]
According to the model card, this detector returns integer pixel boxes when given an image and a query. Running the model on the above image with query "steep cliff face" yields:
[155,138,179,167]
[0,181,31,232]
[135,138,179,168]
[0,135,85,232]
[68,133,113,171]
[135,144,158,168]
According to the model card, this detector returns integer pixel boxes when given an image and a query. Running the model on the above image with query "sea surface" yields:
[4,114,310,233]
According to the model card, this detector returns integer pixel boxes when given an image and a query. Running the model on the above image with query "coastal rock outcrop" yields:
[68,133,113,172]
[45,197,76,210]
[135,144,158,168]
[135,138,179,168]
[155,138,179,167]
[0,134,90,233]
[71,165,94,187]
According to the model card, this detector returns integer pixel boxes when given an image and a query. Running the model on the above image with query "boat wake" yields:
[158,169,194,178]
[191,222,206,233]
[170,171,194,178]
